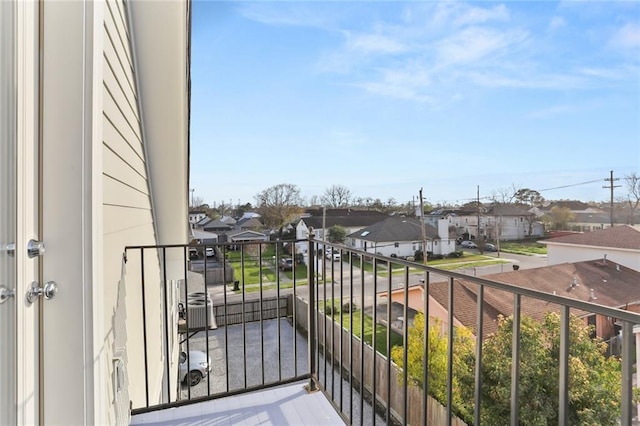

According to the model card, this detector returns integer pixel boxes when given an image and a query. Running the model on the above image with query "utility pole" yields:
[603,170,620,227]
[477,185,481,242]
[419,188,427,265]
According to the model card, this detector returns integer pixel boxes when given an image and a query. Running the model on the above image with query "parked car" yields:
[279,258,294,271]
[325,250,341,261]
[484,243,498,252]
[460,240,477,249]
[188,248,198,260]
[205,247,214,257]
[179,350,211,386]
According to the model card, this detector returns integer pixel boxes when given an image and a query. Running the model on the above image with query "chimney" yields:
[603,254,607,265]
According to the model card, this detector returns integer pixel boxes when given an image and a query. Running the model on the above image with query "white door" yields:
[2,2,97,424]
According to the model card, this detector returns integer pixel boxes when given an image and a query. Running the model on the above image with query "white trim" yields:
[15,0,39,423]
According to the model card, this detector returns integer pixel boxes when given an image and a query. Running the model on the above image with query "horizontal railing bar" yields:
[130,373,311,416]
[307,238,640,323]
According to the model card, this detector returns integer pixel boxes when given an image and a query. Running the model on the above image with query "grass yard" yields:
[322,301,403,357]
[500,241,547,255]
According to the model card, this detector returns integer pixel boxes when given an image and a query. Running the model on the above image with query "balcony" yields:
[126,239,640,425]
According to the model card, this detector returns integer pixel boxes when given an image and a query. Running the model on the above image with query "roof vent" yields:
[603,254,607,265]
[616,264,620,272]
[589,288,598,301]
[568,274,580,291]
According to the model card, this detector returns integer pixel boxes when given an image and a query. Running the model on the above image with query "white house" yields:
[447,204,544,241]
[346,217,455,258]
[542,225,640,272]
[1,1,189,424]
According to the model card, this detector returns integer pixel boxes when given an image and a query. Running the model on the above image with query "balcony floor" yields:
[130,380,345,426]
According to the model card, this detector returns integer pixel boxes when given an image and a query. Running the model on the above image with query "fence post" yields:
[307,228,318,392]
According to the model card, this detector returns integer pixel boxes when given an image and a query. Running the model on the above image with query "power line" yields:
[537,179,602,192]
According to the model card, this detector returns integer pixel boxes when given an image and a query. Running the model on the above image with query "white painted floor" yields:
[130,381,345,426]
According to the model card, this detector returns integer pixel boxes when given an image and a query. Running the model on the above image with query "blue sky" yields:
[189,1,640,208]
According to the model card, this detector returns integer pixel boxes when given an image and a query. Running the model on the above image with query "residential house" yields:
[201,218,233,233]
[447,203,544,241]
[533,200,615,231]
[295,208,389,251]
[1,1,189,424]
[345,216,455,258]
[234,216,264,231]
[220,215,237,226]
[378,284,466,333]
[542,225,640,272]
[189,210,208,227]
[427,260,640,342]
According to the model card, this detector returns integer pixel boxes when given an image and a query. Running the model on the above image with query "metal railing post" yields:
[307,231,318,392]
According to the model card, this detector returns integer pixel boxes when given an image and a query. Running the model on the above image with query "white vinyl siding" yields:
[102,1,163,422]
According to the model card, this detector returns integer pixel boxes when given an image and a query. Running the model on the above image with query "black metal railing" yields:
[125,237,640,425]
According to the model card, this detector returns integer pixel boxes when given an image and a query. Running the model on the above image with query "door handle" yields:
[0,286,14,304]
[26,281,58,305]
[27,239,45,258]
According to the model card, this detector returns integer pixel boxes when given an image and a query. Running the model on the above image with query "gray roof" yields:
[346,217,439,242]
[543,224,640,250]
[203,219,232,231]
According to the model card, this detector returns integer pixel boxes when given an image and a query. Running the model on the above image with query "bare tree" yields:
[191,195,205,208]
[624,172,640,225]
[255,183,303,237]
[489,184,519,204]
[321,184,352,208]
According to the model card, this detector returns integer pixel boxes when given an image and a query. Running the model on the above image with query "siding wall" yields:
[101,1,163,423]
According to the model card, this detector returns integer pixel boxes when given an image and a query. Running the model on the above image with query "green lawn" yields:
[321,302,403,357]
[499,241,547,255]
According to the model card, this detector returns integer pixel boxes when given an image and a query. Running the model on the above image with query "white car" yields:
[179,350,211,386]
[460,240,477,249]
[205,247,214,257]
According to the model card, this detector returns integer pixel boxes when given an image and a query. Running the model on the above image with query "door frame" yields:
[15,0,40,424]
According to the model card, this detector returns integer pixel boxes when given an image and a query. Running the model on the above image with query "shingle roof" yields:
[203,219,232,230]
[346,217,439,242]
[427,260,640,337]
[543,224,640,250]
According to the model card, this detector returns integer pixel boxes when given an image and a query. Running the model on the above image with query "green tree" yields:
[255,183,303,237]
[476,313,622,425]
[391,314,475,423]
[393,312,625,426]
[327,225,347,243]
[514,188,544,207]
[542,206,575,230]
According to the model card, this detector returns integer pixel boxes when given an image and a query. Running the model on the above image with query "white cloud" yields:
[526,104,575,119]
[344,32,408,54]
[548,16,565,30]
[435,27,526,66]
[453,4,510,27]
[610,23,640,49]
